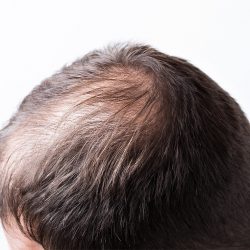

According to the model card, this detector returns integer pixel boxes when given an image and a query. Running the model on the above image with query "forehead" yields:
[3,219,44,250]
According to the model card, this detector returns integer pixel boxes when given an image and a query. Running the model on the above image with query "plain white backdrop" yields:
[0,0,249,249]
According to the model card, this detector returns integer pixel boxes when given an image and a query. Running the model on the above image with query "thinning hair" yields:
[0,44,250,250]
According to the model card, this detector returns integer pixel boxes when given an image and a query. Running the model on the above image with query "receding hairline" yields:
[0,62,164,195]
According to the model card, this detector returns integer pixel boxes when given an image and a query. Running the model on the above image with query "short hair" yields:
[0,43,250,250]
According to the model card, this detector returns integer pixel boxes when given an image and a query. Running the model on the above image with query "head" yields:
[0,44,250,250]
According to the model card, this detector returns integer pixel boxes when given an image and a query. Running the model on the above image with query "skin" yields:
[3,221,43,250]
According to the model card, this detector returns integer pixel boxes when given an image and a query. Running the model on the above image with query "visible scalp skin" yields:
[0,44,250,250]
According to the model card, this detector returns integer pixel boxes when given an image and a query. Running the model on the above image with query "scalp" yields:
[0,43,250,250]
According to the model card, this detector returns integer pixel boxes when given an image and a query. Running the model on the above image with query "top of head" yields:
[0,43,249,250]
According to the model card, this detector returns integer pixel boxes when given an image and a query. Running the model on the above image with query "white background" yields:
[0,0,249,249]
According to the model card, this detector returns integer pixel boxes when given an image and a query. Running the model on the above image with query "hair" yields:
[0,43,250,250]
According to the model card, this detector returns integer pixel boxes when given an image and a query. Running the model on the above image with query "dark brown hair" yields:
[0,44,250,250]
